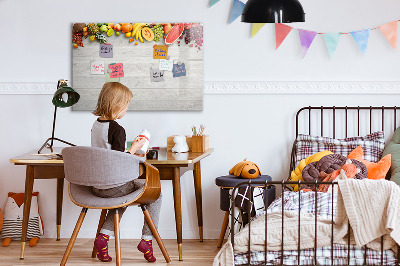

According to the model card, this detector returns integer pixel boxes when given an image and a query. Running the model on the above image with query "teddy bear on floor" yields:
[1,192,44,247]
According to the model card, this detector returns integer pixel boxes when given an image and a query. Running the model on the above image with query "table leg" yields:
[56,178,64,241]
[193,161,203,242]
[20,165,35,259]
[172,167,183,261]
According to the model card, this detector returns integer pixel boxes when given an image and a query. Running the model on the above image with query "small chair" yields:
[60,146,171,265]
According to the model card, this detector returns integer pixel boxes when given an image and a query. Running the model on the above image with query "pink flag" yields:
[298,29,317,58]
[275,23,293,49]
[378,21,398,50]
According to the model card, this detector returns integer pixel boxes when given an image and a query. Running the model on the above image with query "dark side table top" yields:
[215,175,272,188]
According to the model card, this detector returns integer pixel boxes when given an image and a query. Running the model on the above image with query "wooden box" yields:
[191,135,209,153]
[167,135,192,151]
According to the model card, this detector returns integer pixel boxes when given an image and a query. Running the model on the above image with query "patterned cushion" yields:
[295,131,385,166]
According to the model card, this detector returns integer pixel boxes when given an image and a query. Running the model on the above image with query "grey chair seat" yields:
[69,180,145,208]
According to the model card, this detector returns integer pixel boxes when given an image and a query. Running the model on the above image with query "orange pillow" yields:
[347,146,391,180]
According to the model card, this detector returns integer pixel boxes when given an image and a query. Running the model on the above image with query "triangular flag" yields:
[298,29,317,58]
[378,21,397,50]
[251,23,266,38]
[229,0,245,24]
[209,0,220,7]
[323,33,341,58]
[275,23,293,49]
[351,29,370,55]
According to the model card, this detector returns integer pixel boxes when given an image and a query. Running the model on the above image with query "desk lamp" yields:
[38,79,80,154]
[241,0,305,23]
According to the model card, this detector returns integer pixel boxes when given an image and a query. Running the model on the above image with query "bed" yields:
[214,106,400,266]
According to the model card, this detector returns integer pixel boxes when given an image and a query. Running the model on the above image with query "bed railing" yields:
[230,180,400,266]
[289,106,400,186]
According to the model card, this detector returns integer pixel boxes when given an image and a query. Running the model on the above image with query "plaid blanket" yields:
[234,191,397,265]
[235,244,397,265]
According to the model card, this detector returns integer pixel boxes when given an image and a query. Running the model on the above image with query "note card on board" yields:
[100,43,113,58]
[150,68,165,82]
[105,73,120,82]
[159,58,174,71]
[173,63,186,77]
[109,63,124,78]
[91,61,105,75]
[153,45,168,59]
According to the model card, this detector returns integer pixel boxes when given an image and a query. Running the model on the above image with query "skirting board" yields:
[1,81,400,95]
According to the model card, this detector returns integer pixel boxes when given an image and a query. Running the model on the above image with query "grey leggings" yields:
[92,180,162,240]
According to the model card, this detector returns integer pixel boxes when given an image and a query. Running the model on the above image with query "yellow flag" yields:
[251,23,266,38]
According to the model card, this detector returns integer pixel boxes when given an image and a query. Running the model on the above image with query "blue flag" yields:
[351,29,370,55]
[229,0,245,23]
[323,33,341,58]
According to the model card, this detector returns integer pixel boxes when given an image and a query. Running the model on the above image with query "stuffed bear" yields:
[172,135,189,153]
[1,192,44,247]
[229,159,261,179]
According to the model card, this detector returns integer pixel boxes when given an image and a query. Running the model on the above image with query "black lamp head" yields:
[52,80,80,108]
[242,0,305,23]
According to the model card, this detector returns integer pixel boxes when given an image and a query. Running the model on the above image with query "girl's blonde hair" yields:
[93,82,133,120]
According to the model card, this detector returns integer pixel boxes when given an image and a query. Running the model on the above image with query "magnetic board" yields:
[72,23,203,111]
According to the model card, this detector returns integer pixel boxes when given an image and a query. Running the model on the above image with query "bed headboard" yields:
[290,106,400,179]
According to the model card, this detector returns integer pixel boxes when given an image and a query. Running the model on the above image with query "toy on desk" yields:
[135,129,150,155]
[1,192,44,247]
[229,159,261,179]
[172,135,189,153]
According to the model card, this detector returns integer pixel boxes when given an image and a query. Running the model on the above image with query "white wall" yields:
[1,0,400,239]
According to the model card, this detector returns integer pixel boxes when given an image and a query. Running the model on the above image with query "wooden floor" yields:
[0,239,221,265]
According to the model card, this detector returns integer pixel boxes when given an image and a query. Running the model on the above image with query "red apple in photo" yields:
[114,24,122,31]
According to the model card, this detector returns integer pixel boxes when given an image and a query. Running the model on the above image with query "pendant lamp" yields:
[241,0,305,23]
[38,79,80,154]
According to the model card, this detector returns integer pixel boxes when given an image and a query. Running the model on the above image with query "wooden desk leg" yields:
[56,178,64,241]
[193,161,204,242]
[20,165,35,259]
[172,167,183,261]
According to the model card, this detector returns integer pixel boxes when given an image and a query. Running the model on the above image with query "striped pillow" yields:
[294,131,385,166]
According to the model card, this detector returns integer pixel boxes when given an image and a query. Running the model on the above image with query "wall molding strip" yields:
[1,81,399,95]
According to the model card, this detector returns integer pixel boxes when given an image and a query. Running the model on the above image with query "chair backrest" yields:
[62,146,145,187]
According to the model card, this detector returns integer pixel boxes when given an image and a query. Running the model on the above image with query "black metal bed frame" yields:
[230,106,400,266]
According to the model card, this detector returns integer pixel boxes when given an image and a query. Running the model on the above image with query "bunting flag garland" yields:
[207,4,400,57]
[298,29,317,58]
[209,0,220,7]
[351,29,370,55]
[229,0,245,24]
[323,33,341,58]
[275,23,293,49]
[378,21,398,50]
[251,23,266,38]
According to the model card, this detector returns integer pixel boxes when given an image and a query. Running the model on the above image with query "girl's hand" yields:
[129,137,147,155]
[134,148,149,157]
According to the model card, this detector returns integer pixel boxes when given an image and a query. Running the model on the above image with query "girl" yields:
[91,82,162,263]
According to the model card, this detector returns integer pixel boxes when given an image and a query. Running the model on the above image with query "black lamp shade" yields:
[241,0,305,23]
[52,84,80,108]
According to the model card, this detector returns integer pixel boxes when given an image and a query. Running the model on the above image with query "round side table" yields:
[215,175,275,248]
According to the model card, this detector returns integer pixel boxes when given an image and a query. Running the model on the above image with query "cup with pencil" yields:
[191,124,209,152]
